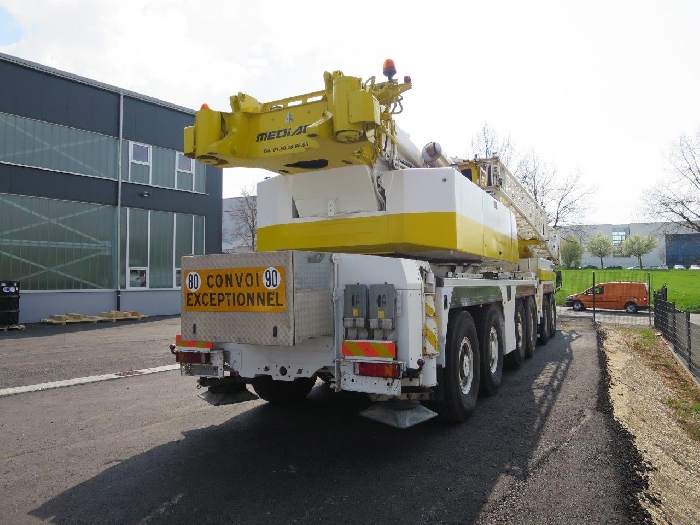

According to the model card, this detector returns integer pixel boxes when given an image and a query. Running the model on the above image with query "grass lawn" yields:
[556,269,700,312]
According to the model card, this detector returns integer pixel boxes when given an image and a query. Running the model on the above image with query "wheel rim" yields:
[488,326,499,373]
[459,336,474,394]
[516,312,523,347]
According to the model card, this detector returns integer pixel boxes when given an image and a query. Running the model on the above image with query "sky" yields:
[1,0,699,225]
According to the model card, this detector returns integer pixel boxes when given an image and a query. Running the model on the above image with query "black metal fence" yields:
[654,286,699,381]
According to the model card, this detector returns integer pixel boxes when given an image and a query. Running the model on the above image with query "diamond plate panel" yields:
[181,252,294,345]
[181,251,333,346]
[294,291,333,344]
[293,252,333,291]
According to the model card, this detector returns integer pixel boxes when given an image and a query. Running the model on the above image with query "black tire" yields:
[478,305,505,396]
[625,302,637,314]
[251,376,316,404]
[548,295,557,338]
[538,295,550,346]
[505,300,526,369]
[572,300,585,312]
[435,310,480,422]
[524,296,537,358]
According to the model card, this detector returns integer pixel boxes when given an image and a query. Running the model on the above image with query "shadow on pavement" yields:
[0,315,180,341]
[30,329,580,524]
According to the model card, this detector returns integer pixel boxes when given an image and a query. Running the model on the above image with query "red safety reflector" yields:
[175,351,211,364]
[175,334,213,349]
[355,362,401,379]
[342,340,396,358]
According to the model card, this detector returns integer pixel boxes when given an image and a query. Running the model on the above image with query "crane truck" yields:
[171,61,560,428]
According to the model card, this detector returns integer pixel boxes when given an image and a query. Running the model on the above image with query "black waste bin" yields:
[0,280,20,326]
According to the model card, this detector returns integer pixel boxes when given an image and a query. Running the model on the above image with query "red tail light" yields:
[355,362,401,379]
[175,351,210,364]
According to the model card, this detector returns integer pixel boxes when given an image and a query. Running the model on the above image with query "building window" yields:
[120,142,205,193]
[151,146,176,188]
[127,208,149,288]
[194,162,206,193]
[149,210,174,288]
[176,152,194,191]
[0,112,118,179]
[129,142,151,184]
[175,214,193,288]
[129,268,148,288]
[612,228,628,247]
[0,193,116,290]
[122,208,204,289]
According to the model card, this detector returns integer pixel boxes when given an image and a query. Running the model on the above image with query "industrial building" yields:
[559,222,700,268]
[0,52,222,323]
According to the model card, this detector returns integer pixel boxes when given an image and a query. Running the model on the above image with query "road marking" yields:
[0,364,180,398]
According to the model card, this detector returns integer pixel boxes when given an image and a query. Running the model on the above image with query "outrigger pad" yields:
[360,402,438,429]
[198,389,259,406]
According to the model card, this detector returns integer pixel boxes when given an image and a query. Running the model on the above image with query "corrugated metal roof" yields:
[0,51,195,115]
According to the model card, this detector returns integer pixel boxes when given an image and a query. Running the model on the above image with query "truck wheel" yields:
[505,300,526,369]
[572,300,584,312]
[548,296,557,338]
[538,296,550,346]
[524,297,537,358]
[251,376,316,404]
[436,311,480,422]
[624,302,637,314]
[479,305,504,396]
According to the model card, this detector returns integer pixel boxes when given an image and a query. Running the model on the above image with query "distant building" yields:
[560,222,699,268]
[0,52,223,322]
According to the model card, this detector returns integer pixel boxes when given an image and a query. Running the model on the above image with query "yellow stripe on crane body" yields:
[342,340,396,358]
[258,211,519,264]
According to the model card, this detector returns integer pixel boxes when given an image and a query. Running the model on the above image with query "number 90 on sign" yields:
[263,267,280,290]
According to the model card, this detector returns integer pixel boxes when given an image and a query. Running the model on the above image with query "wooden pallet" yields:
[98,310,146,322]
[41,311,146,325]
[0,324,25,331]
[42,313,104,325]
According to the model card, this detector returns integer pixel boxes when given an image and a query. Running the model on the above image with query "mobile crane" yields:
[172,61,560,428]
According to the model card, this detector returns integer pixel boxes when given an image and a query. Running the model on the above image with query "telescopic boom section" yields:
[457,156,559,261]
[183,71,412,175]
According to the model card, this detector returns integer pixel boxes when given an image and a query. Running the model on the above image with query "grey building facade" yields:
[0,53,222,323]
[560,222,699,268]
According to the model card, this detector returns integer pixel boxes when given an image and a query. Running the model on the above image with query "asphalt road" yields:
[0,316,649,524]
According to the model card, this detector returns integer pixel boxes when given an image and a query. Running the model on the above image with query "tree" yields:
[470,123,515,167]
[227,185,257,252]
[560,235,584,269]
[514,151,595,229]
[469,125,596,228]
[586,232,613,269]
[621,233,658,269]
[644,127,700,232]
